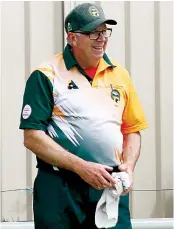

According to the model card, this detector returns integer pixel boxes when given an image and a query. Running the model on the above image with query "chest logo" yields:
[68,80,79,89]
[110,84,120,106]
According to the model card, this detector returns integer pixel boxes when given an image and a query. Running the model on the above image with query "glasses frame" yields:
[72,28,112,40]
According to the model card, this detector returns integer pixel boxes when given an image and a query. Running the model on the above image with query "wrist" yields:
[71,158,86,174]
[119,161,135,172]
[126,163,135,172]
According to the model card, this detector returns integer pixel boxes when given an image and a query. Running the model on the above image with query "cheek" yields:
[78,39,91,49]
[83,41,94,53]
[104,40,108,50]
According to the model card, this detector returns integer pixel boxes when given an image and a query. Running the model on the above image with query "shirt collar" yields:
[63,44,116,71]
[63,44,77,70]
[103,53,116,68]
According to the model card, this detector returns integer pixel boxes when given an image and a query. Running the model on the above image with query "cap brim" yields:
[79,18,117,32]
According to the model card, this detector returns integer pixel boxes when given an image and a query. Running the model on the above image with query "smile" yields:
[92,47,103,50]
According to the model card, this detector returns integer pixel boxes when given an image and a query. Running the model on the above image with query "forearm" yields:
[24,129,85,173]
[122,131,141,171]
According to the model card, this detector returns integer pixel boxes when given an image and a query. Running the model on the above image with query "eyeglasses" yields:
[73,28,112,40]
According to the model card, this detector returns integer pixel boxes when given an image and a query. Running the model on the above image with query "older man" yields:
[20,3,148,229]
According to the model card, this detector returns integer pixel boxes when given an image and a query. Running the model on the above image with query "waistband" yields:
[37,163,120,176]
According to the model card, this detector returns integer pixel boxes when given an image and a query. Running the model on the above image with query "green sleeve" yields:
[19,70,54,132]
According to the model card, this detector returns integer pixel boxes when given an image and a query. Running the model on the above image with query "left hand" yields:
[118,163,133,196]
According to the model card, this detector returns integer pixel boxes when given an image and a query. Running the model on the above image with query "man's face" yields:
[71,24,109,61]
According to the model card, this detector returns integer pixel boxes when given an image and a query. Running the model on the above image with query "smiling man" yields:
[20,3,148,229]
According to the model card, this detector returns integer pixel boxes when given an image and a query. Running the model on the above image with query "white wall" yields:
[0,1,63,221]
[0,1,173,222]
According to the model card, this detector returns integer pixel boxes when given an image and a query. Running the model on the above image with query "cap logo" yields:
[88,6,99,17]
[67,22,72,32]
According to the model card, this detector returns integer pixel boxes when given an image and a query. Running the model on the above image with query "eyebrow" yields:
[93,28,108,32]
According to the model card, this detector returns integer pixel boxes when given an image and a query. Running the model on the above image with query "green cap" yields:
[65,3,117,33]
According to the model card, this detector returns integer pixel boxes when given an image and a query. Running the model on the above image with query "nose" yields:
[97,32,106,41]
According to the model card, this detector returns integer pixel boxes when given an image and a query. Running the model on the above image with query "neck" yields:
[72,49,99,69]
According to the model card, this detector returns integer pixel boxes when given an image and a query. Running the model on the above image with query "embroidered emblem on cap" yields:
[88,6,99,17]
[67,22,72,32]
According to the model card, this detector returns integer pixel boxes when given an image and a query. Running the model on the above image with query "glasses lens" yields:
[103,29,112,38]
[89,29,112,39]
[90,32,99,39]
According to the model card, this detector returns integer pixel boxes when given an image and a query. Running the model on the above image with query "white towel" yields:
[95,172,131,228]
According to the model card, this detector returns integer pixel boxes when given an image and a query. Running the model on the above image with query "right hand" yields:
[74,161,116,190]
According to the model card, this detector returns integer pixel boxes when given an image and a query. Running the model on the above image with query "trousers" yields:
[33,168,132,229]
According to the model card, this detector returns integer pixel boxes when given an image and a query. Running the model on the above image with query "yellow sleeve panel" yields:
[120,70,148,134]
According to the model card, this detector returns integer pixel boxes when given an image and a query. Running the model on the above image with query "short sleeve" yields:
[19,70,54,131]
[121,75,148,134]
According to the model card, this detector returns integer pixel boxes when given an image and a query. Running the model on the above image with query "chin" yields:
[93,52,104,59]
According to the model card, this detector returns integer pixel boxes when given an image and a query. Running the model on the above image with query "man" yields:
[20,3,148,229]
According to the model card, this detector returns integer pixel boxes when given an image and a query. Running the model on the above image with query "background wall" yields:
[0,1,173,222]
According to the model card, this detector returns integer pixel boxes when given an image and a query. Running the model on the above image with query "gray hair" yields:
[67,33,81,46]
[67,37,72,46]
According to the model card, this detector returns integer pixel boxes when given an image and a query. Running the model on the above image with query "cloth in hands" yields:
[95,172,131,228]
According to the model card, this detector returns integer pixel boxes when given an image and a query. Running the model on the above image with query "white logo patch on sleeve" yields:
[22,105,32,119]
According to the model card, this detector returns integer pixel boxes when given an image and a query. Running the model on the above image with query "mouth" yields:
[92,46,103,51]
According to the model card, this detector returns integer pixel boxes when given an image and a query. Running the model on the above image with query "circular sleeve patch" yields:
[22,105,32,119]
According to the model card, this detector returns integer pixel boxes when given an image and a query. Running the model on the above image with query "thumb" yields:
[118,163,128,171]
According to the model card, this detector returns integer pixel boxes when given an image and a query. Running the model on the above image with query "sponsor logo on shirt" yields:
[22,104,32,119]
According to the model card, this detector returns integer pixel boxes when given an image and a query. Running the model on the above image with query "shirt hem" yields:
[19,124,46,132]
[121,123,148,134]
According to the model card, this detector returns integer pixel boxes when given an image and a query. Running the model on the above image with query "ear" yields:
[67,32,78,47]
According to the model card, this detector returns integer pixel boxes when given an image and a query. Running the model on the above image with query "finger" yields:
[92,179,105,190]
[94,183,103,190]
[102,165,113,171]
[121,188,131,196]
[92,174,110,189]
[121,184,133,196]
[96,185,103,190]
[121,191,129,196]
[98,176,112,188]
[102,170,116,185]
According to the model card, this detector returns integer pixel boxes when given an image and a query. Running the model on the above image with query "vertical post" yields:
[0,1,2,222]
[24,1,33,221]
